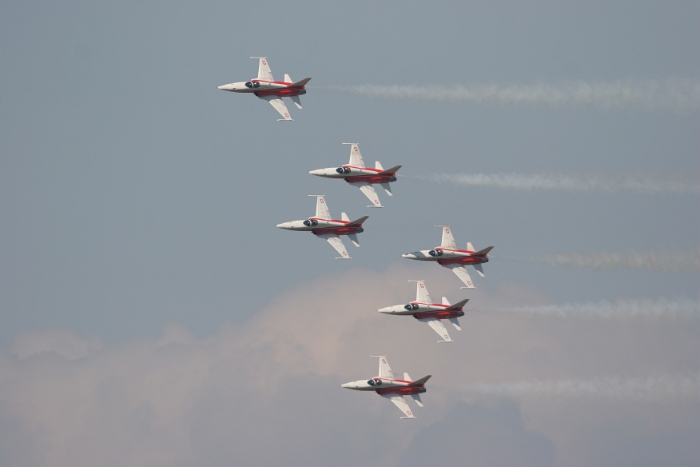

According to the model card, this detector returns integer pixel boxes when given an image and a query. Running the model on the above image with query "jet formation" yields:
[219,57,496,419]
[218,57,310,121]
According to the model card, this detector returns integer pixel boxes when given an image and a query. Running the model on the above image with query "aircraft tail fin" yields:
[347,215,369,227]
[291,77,311,88]
[467,242,475,252]
[341,212,350,222]
[375,161,384,170]
[410,375,431,386]
[442,296,450,306]
[475,246,494,256]
[447,298,469,310]
[404,372,412,382]
[284,73,292,83]
[379,165,402,175]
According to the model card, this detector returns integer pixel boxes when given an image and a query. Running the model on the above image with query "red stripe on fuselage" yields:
[413,310,465,320]
[345,174,397,184]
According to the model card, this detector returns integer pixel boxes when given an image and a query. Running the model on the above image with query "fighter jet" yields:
[402,225,493,289]
[378,280,468,343]
[309,143,401,208]
[217,57,311,121]
[341,356,430,419]
[276,195,368,259]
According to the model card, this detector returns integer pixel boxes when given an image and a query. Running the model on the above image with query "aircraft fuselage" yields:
[276,218,364,236]
[378,302,465,320]
[309,165,398,185]
[341,378,427,396]
[402,248,490,266]
[217,79,307,98]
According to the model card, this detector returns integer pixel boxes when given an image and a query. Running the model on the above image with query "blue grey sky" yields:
[1,1,698,465]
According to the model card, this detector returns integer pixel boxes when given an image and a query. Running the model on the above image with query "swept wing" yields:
[444,263,475,288]
[382,394,415,419]
[259,96,292,121]
[354,182,383,207]
[318,234,350,259]
[420,317,452,342]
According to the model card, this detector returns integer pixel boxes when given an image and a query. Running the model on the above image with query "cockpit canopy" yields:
[303,219,319,227]
[336,167,352,174]
[245,81,261,89]
[404,303,420,311]
[429,249,444,257]
[367,379,383,386]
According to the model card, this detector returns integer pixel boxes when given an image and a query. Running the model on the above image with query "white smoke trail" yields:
[459,374,700,400]
[328,79,700,111]
[476,298,700,320]
[501,249,700,273]
[424,173,700,194]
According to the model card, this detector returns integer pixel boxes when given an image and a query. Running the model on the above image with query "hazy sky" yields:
[1,1,698,466]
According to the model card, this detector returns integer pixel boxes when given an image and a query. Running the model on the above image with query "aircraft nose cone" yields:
[378,307,392,313]
[218,84,234,91]
[276,222,292,229]
[402,253,417,259]
[341,382,352,388]
[309,169,323,176]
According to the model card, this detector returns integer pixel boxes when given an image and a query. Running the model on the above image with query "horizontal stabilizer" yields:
[410,375,432,386]
[447,298,469,310]
[348,233,360,247]
[379,165,402,175]
[473,263,485,277]
[347,215,369,226]
[291,77,311,87]
[475,246,494,255]
[411,394,423,407]
[449,317,461,330]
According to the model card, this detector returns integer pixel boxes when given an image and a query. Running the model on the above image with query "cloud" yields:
[399,400,556,467]
[327,79,700,112]
[0,264,698,466]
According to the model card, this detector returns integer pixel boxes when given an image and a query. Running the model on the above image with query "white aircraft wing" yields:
[377,356,394,379]
[318,234,350,259]
[254,57,274,81]
[354,182,382,207]
[444,263,475,288]
[439,225,457,249]
[344,143,365,168]
[314,195,331,219]
[420,318,452,342]
[259,95,292,121]
[382,394,415,419]
[415,280,432,304]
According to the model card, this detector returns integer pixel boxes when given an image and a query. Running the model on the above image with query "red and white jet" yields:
[276,195,368,259]
[402,225,493,289]
[341,356,431,419]
[217,57,311,121]
[308,143,401,208]
[379,280,468,343]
